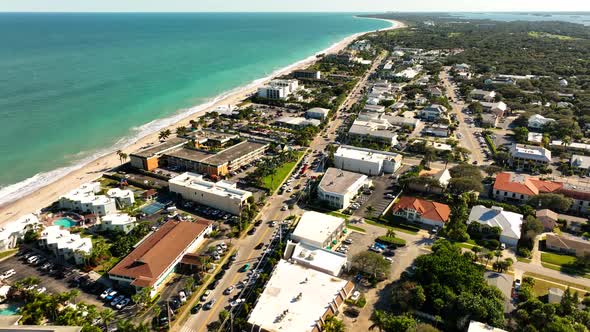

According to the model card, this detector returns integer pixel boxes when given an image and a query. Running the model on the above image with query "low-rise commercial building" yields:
[509,144,551,169]
[468,206,523,247]
[423,124,450,137]
[100,213,136,234]
[169,172,252,215]
[305,107,330,120]
[317,168,369,210]
[39,226,93,265]
[275,116,321,129]
[334,145,402,176]
[109,220,212,297]
[291,211,346,249]
[363,104,386,114]
[284,241,348,277]
[0,214,41,251]
[391,196,451,228]
[58,183,117,217]
[247,260,353,332]
[348,120,399,146]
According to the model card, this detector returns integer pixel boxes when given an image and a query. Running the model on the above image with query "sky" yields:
[1,0,589,13]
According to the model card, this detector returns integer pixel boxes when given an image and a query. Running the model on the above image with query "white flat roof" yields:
[292,211,344,246]
[41,226,92,254]
[468,321,507,332]
[248,260,348,332]
[102,213,136,225]
[290,242,348,276]
[107,188,134,199]
[0,214,40,242]
[169,172,252,200]
[335,145,401,163]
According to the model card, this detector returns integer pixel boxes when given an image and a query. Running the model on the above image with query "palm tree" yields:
[386,229,396,238]
[100,308,115,331]
[471,246,482,262]
[176,126,188,136]
[116,150,128,164]
[323,315,346,332]
[366,205,376,217]
[158,129,172,141]
[369,310,387,332]
[495,249,503,263]
[485,252,494,266]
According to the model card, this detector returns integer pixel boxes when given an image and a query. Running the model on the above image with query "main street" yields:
[439,68,485,165]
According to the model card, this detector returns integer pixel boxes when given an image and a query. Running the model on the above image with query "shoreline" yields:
[0,18,405,225]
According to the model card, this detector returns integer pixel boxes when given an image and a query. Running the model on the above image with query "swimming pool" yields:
[0,304,19,315]
[53,217,78,228]
[142,202,166,215]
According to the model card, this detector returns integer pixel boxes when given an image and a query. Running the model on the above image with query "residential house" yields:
[391,196,451,228]
[470,89,496,102]
[419,104,447,122]
[468,206,523,247]
[536,209,559,231]
[528,114,556,130]
[481,113,499,128]
[480,101,508,117]
[107,188,135,208]
[545,234,590,257]
[571,154,590,175]
[423,124,450,137]
[408,169,452,194]
[100,213,137,234]
[317,168,370,210]
[0,214,41,251]
[428,87,443,98]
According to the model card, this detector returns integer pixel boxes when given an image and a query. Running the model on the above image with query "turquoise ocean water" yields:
[0,13,390,204]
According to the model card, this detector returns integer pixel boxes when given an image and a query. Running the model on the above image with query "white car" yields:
[229,298,245,307]
[350,291,361,302]
[0,269,16,280]
[100,288,114,299]
[201,290,212,302]
[36,287,47,294]
[179,291,187,303]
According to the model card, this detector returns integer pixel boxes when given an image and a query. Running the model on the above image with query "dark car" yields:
[254,220,262,226]
[215,270,226,279]
[247,228,257,235]
[204,300,215,310]
[255,242,264,250]
[208,279,220,290]
[190,303,202,314]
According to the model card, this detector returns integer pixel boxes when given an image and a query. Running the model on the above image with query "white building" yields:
[284,241,348,276]
[275,116,321,128]
[100,213,136,234]
[468,321,507,332]
[107,188,135,207]
[571,155,590,175]
[169,172,252,215]
[247,260,353,332]
[0,214,41,251]
[419,104,447,121]
[257,79,299,100]
[348,120,399,146]
[480,101,508,116]
[363,104,386,114]
[58,183,117,217]
[528,114,556,130]
[291,211,346,249]
[39,226,93,265]
[468,206,523,247]
[334,145,403,176]
[527,132,544,144]
[305,107,330,120]
[318,168,369,210]
[470,89,496,102]
[509,144,552,169]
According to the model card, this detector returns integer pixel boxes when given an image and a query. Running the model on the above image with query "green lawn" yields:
[346,223,366,233]
[0,249,17,260]
[524,272,590,297]
[517,257,532,263]
[363,219,418,235]
[261,152,303,192]
[541,252,577,266]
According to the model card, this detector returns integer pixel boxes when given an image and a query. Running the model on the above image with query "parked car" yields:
[105,290,118,301]
[223,286,235,295]
[100,288,113,299]
[204,299,215,310]
[350,291,361,302]
[111,295,125,306]
[201,290,212,302]
[115,298,129,310]
[0,269,16,280]
[37,287,47,294]
[179,291,187,303]
[190,303,202,314]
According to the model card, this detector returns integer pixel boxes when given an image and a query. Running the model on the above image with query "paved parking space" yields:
[351,176,397,218]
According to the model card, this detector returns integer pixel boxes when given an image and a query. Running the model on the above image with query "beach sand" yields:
[0,19,404,225]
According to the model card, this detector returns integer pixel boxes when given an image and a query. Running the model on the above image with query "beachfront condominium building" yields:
[129,137,188,171]
[257,79,299,100]
[293,70,321,80]
[0,214,41,252]
[38,226,93,265]
[318,168,370,210]
[509,144,552,169]
[58,182,117,217]
[334,145,403,176]
[291,211,346,249]
[246,260,354,332]
[109,220,212,297]
[100,213,137,234]
[107,188,135,208]
[169,172,252,215]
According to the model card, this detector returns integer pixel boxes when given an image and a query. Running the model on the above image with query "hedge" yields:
[376,236,407,247]
[484,134,497,155]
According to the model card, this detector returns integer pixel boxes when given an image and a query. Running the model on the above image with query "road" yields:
[439,68,485,165]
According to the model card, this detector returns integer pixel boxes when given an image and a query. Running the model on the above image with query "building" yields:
[107,188,135,207]
[528,114,556,130]
[545,234,590,257]
[527,132,544,145]
[419,104,447,121]
[423,124,450,137]
[468,321,507,332]
[165,140,268,177]
[130,137,188,171]
[100,213,136,233]
[468,206,523,247]
[109,220,212,297]
[548,288,565,304]
[283,241,348,277]
[294,70,321,80]
[275,116,321,129]
[363,104,386,114]
[0,214,40,251]
[486,75,516,86]
[408,169,452,194]
[480,101,508,117]
[481,113,499,128]
[334,145,403,176]
[169,172,252,215]
[0,315,82,332]
[493,172,590,214]
[348,120,399,146]
[291,211,346,249]
[257,79,299,100]
[39,226,93,265]
[247,260,353,332]
[391,196,451,228]
[509,144,552,169]
[317,168,369,210]
[536,209,559,231]
[386,115,420,129]
[571,154,590,175]
[484,271,514,313]
[428,86,443,97]
[551,140,590,154]
[305,107,330,120]
[470,89,496,102]
[58,183,117,217]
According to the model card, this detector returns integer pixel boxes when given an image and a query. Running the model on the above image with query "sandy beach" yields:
[0,18,404,225]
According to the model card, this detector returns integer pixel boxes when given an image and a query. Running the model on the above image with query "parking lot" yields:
[350,175,398,219]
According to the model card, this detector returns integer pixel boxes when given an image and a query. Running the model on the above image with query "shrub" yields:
[376,236,407,247]
[517,247,532,258]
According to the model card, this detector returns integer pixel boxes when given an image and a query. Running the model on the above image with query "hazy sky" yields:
[0,0,588,12]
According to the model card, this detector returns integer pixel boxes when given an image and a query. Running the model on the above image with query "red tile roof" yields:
[392,196,451,223]
[493,172,563,196]
[109,220,211,288]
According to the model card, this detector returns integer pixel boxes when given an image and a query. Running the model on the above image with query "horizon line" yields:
[0,10,589,14]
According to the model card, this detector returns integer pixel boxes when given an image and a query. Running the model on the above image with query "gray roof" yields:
[510,144,552,163]
[571,154,590,170]
[131,137,188,158]
[348,124,397,139]
[318,168,367,195]
[484,271,514,313]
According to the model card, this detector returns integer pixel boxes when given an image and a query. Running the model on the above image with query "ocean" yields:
[448,12,590,26]
[0,13,390,204]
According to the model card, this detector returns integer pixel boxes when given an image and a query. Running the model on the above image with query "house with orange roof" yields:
[391,196,451,228]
